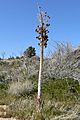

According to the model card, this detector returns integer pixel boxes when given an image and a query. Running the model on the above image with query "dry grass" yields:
[8,80,34,96]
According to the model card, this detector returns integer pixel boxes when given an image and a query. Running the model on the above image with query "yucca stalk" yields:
[35,2,50,111]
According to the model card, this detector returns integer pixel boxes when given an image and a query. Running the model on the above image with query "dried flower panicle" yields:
[35,8,50,48]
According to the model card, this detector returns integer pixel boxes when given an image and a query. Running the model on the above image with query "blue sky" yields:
[0,0,80,58]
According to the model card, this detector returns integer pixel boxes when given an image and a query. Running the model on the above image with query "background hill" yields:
[0,43,80,83]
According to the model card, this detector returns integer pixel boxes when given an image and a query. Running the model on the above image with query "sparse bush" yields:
[0,82,9,105]
[8,80,34,96]
[0,74,5,83]
[43,42,80,81]
[0,83,8,90]
[9,97,36,119]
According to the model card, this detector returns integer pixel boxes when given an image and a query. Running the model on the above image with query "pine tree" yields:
[24,46,36,58]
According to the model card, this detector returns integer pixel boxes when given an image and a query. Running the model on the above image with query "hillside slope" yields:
[0,46,80,120]
[0,47,80,83]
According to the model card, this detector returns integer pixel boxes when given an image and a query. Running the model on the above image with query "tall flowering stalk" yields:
[35,3,50,111]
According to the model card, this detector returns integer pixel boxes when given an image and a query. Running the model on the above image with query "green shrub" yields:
[0,83,8,90]
[0,75,5,82]
[42,78,80,101]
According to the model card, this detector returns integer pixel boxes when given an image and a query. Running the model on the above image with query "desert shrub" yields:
[0,83,8,90]
[0,74,5,83]
[0,72,10,83]
[9,97,36,119]
[0,61,7,65]
[42,78,80,101]
[9,97,63,120]
[0,83,9,105]
[28,74,38,83]
[8,80,34,96]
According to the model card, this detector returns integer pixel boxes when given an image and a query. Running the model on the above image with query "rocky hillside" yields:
[0,56,39,83]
